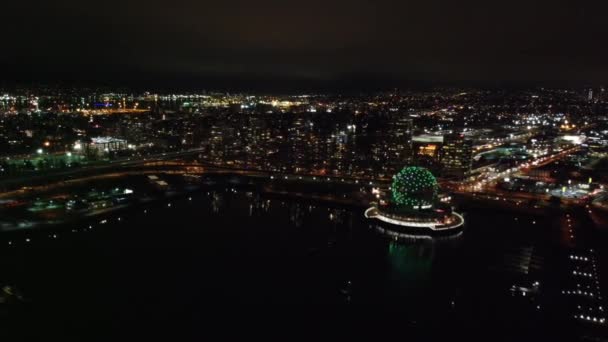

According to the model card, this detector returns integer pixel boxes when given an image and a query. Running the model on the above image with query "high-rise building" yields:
[387,116,414,172]
[441,133,473,178]
[392,117,413,151]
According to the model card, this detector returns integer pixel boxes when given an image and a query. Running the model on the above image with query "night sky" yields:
[2,0,607,89]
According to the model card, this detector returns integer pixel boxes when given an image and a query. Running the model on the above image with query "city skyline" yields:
[2,84,608,341]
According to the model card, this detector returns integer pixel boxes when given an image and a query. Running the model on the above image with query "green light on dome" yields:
[391,166,438,208]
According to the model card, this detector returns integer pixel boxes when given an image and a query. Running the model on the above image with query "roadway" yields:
[453,146,580,193]
[0,148,208,191]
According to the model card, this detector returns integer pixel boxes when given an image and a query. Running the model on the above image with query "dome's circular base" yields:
[364,206,464,234]
[371,224,464,242]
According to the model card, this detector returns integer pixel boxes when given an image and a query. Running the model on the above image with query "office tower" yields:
[441,133,473,178]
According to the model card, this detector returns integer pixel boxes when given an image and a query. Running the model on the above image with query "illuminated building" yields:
[386,117,414,169]
[418,144,439,158]
[441,133,473,178]
[413,134,443,161]
[87,137,128,153]
[365,166,464,234]
[391,166,438,209]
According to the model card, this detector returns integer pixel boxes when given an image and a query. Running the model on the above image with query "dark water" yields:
[0,186,567,341]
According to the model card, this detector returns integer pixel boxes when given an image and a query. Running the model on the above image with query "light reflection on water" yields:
[0,185,549,339]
